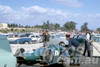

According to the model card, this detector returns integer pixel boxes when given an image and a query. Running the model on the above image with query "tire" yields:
[16,63,25,67]
[15,48,25,56]
[62,56,70,67]
[24,41,29,44]
[59,42,66,47]
[42,48,53,63]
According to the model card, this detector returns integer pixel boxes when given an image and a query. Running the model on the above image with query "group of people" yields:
[42,29,92,57]
[66,29,92,57]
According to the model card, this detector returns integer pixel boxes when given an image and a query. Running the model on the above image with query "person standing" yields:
[43,31,50,47]
[83,29,91,57]
[41,30,45,42]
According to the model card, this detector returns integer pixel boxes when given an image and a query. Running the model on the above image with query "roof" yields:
[0,34,7,40]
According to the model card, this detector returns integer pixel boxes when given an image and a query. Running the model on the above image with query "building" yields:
[0,23,8,29]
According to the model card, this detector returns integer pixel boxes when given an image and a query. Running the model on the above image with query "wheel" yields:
[15,48,25,56]
[59,42,66,47]
[62,56,70,67]
[17,64,26,67]
[42,48,53,63]
[16,63,21,67]
[24,41,29,44]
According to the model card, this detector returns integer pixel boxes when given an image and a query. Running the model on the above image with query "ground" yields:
[16,42,100,67]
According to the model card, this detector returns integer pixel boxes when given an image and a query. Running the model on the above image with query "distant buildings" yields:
[0,23,42,33]
[0,23,8,29]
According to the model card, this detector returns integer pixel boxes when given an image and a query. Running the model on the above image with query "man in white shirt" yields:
[86,33,90,40]
[83,30,91,57]
[86,30,91,41]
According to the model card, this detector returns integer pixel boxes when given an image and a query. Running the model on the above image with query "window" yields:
[26,34,31,37]
[8,35,13,38]
[56,35,60,38]
[14,35,18,37]
[51,36,54,39]
[20,35,27,37]
[78,35,86,39]
[36,36,39,38]
[73,35,77,38]
[60,34,65,37]
[31,36,35,38]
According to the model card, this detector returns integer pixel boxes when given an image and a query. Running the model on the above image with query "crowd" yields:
[42,29,92,57]
[66,29,92,57]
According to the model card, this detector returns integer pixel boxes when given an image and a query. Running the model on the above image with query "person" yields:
[66,35,82,65]
[43,31,50,47]
[83,30,91,57]
[66,35,82,51]
[41,30,45,42]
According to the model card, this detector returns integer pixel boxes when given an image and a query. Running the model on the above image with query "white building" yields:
[0,23,8,29]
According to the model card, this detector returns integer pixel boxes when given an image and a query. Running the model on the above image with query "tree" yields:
[34,25,42,28]
[81,22,88,32]
[46,20,50,29]
[8,23,11,27]
[63,21,76,32]
[42,20,50,29]
[42,22,46,29]
[49,23,54,30]
[47,20,50,27]
[34,20,61,30]
[11,28,14,31]
[54,23,60,30]
[21,29,25,32]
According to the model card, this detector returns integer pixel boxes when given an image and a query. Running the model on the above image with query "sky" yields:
[0,0,100,30]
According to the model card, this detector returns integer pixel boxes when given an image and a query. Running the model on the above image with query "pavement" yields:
[92,42,100,56]
[17,56,100,67]
[15,42,100,67]
[17,64,69,67]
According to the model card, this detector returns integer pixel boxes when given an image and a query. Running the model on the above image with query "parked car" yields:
[92,36,100,43]
[15,44,70,67]
[58,33,66,39]
[24,33,41,43]
[9,38,32,44]
[7,33,33,44]
[73,34,86,43]
[7,33,29,41]
[73,34,86,39]
[48,34,68,46]
[0,34,17,67]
